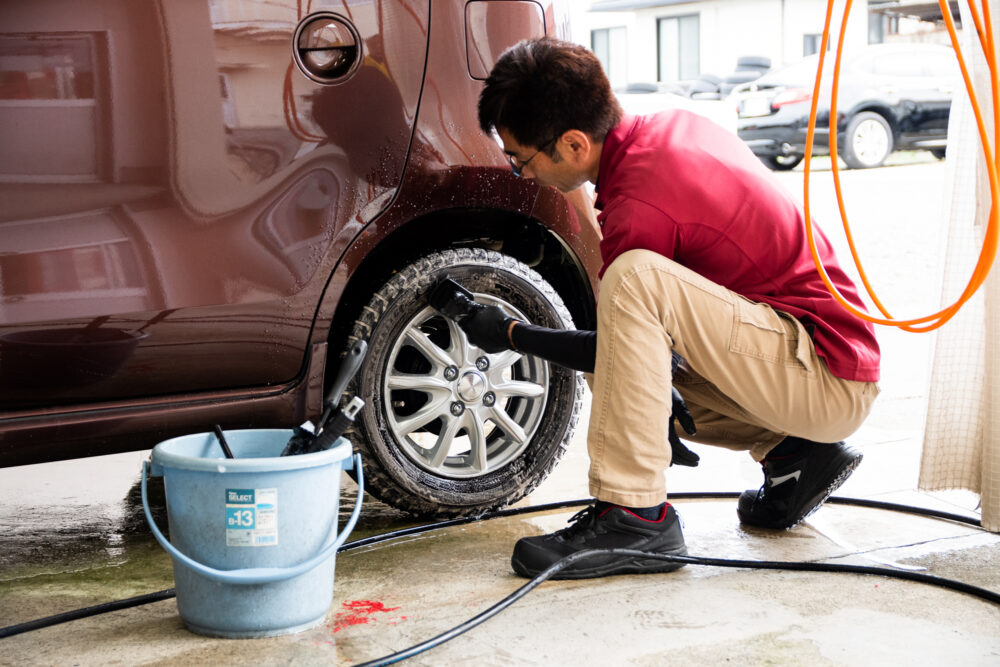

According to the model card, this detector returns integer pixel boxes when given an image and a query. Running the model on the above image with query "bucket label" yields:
[225,487,278,547]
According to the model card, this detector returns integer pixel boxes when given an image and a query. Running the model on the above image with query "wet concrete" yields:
[1,492,997,665]
[1,158,999,663]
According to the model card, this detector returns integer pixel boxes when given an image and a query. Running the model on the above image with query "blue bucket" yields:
[141,429,363,638]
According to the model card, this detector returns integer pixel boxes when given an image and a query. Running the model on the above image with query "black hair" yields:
[478,37,623,153]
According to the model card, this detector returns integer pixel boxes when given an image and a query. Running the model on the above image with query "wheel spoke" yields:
[428,415,462,468]
[494,379,545,399]
[404,326,455,368]
[445,317,471,363]
[489,349,523,373]
[465,410,489,473]
[387,373,450,393]
[489,405,526,443]
[395,396,450,435]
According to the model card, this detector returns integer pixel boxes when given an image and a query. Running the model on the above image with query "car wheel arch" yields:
[861,103,899,132]
[321,207,597,370]
[840,104,899,139]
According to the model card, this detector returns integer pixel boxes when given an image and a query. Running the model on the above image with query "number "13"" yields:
[231,509,253,526]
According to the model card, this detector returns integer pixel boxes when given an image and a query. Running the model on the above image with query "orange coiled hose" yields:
[804,0,999,332]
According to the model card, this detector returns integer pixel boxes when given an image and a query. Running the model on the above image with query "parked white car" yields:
[615,83,738,135]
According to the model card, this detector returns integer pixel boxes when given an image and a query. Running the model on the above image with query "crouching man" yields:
[461,37,880,579]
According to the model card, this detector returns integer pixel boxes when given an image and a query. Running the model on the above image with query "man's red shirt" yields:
[594,112,880,382]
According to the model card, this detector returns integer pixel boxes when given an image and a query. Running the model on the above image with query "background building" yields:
[569,0,961,91]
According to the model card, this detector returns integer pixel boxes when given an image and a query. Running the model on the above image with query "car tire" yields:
[842,111,893,169]
[763,154,803,171]
[345,248,583,517]
[931,148,947,160]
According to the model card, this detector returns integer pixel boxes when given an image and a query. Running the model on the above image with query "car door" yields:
[0,0,428,409]
[867,49,956,139]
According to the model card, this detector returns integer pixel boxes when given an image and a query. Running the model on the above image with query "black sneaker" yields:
[510,504,688,579]
[737,439,862,529]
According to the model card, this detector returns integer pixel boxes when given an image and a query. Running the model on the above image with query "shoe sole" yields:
[791,452,862,527]
[511,546,688,580]
[739,449,863,530]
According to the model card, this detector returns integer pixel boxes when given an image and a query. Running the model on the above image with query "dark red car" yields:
[0,0,600,516]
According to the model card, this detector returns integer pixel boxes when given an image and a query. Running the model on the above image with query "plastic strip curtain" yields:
[920,0,1000,532]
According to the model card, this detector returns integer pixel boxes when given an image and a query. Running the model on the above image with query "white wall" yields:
[573,0,870,87]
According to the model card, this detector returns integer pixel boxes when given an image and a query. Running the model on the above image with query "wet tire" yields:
[345,248,584,517]
[842,111,893,169]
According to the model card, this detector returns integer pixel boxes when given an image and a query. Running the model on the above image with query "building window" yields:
[657,14,699,81]
[591,27,627,89]
[869,10,885,43]
[803,33,824,56]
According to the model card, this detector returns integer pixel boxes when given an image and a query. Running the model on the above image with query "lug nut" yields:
[444,365,458,381]
[476,356,489,371]
[450,401,465,416]
[483,392,495,407]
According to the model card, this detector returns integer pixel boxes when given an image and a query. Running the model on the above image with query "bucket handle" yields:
[141,453,364,585]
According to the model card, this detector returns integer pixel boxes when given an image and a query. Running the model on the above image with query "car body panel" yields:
[0,0,427,410]
[0,0,598,467]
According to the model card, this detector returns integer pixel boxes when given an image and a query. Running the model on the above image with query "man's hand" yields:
[669,387,699,467]
[458,303,516,353]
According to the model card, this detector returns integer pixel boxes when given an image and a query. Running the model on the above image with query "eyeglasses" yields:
[508,134,559,177]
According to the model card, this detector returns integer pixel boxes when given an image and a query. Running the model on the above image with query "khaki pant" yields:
[587,249,880,507]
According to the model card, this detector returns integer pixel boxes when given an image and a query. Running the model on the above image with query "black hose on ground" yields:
[0,494,990,646]
[354,548,1000,667]
[0,589,177,639]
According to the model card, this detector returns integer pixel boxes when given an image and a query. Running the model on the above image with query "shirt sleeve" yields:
[598,196,680,277]
[509,324,687,377]
[510,324,596,373]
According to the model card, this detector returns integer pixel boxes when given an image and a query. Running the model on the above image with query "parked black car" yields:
[731,43,958,170]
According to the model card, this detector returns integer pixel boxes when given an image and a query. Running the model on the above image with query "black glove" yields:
[458,303,516,353]
[669,387,699,467]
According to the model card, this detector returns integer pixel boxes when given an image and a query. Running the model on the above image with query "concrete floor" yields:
[2,158,999,664]
[2,382,998,665]
[1,433,997,666]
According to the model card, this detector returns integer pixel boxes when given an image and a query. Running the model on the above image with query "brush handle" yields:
[308,397,364,454]
[320,339,367,425]
[213,424,235,459]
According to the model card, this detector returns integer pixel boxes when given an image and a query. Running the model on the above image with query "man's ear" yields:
[555,129,594,164]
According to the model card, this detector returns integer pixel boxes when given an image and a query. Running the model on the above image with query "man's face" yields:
[497,128,588,193]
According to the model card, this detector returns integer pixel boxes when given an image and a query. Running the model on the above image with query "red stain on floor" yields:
[330,600,407,633]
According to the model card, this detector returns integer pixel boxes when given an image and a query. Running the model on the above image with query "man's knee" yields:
[602,249,674,289]
[598,250,692,321]
[601,250,679,306]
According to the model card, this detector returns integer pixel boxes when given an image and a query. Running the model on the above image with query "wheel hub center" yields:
[456,370,487,402]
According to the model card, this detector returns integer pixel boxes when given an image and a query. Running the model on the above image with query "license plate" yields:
[740,95,772,118]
